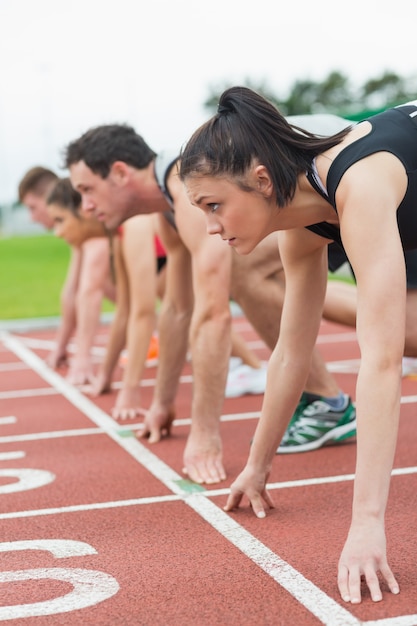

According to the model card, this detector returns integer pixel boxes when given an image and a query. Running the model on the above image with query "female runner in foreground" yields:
[178,86,417,604]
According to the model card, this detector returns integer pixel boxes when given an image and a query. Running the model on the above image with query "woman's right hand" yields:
[111,386,147,420]
[46,348,68,370]
[86,371,111,397]
[224,464,275,518]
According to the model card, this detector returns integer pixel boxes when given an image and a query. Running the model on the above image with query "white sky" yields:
[0,0,415,203]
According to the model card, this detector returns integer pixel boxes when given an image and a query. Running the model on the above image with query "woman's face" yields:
[185,170,276,255]
[47,203,85,247]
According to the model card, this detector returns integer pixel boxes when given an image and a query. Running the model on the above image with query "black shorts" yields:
[157,256,167,274]
[405,250,417,289]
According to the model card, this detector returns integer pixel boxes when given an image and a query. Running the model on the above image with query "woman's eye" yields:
[208,203,219,213]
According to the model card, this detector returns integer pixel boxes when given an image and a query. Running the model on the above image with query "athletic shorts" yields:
[157,256,167,274]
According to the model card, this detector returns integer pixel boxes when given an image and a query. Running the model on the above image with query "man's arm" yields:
[171,172,232,484]
[139,213,194,440]
[113,215,158,419]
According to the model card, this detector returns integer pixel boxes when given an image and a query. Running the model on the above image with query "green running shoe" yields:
[277,392,356,454]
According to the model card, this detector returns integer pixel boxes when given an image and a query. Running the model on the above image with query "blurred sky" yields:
[0,0,416,202]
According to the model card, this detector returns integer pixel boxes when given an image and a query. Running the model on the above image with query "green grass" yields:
[328,271,355,284]
[0,233,353,321]
[0,234,114,320]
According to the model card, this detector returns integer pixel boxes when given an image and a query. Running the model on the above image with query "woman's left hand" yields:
[224,464,275,519]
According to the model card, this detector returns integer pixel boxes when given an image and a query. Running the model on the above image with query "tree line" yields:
[204,70,417,118]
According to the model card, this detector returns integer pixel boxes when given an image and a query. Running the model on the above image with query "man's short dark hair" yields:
[18,166,58,202]
[64,124,156,178]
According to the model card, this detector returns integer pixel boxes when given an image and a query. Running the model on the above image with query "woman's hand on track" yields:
[224,465,275,518]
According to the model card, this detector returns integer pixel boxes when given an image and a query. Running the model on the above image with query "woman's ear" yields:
[253,165,274,198]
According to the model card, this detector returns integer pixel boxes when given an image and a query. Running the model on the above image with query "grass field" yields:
[0,234,114,320]
[0,233,352,321]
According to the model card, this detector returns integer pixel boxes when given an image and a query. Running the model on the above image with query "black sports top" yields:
[306,103,417,252]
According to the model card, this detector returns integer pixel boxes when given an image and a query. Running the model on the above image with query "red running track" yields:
[1,318,417,625]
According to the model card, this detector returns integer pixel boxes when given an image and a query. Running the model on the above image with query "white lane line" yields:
[1,331,361,625]
[327,359,360,373]
[0,494,182,519]
[0,413,260,445]
[3,465,416,520]
[0,388,59,399]
[1,388,416,441]
[364,615,417,625]
[1,360,361,388]
[0,375,191,398]
[0,416,17,425]
[0,333,187,495]
[185,495,359,626]
[16,336,157,368]
[235,333,358,352]
[18,337,105,356]
[266,465,417,492]
[0,428,102,444]
[85,373,193,390]
[4,382,416,406]
[400,395,417,404]
[241,332,358,348]
[317,332,357,344]
[182,465,417,498]
[0,412,260,445]
[0,451,25,461]
[0,362,30,371]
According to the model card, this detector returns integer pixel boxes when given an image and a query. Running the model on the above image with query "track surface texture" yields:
[1,317,417,625]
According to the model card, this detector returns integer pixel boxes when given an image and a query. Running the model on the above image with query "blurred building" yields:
[0,204,44,237]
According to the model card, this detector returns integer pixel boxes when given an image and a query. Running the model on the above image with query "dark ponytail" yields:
[180,86,349,207]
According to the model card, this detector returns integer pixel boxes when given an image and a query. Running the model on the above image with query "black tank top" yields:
[306,103,417,250]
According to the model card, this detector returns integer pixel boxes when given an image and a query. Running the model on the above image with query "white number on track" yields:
[0,539,119,619]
